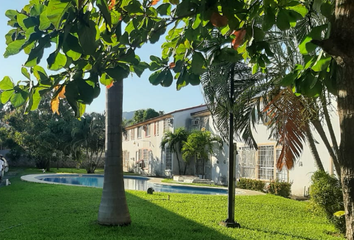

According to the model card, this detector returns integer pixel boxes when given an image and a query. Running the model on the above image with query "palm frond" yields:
[263,88,308,169]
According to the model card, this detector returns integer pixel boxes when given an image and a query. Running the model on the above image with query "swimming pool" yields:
[26,174,229,195]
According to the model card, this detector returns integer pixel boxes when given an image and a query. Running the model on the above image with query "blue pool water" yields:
[36,175,227,195]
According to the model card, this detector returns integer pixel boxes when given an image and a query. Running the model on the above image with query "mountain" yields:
[123,111,135,120]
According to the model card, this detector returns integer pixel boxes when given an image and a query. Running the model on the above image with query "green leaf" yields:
[1,90,14,104]
[279,72,296,86]
[150,55,163,63]
[39,9,52,30]
[149,70,163,85]
[97,0,112,26]
[0,76,14,90]
[120,32,129,45]
[4,39,26,58]
[321,2,333,19]
[11,88,28,108]
[125,21,135,35]
[5,10,18,20]
[188,73,200,85]
[312,56,332,72]
[287,4,308,17]
[299,36,317,55]
[30,89,41,111]
[100,73,113,86]
[124,0,144,14]
[157,3,171,16]
[77,79,97,104]
[176,70,188,90]
[30,3,44,17]
[161,69,173,87]
[191,52,206,75]
[47,52,67,71]
[263,7,275,31]
[63,34,82,61]
[295,71,322,97]
[192,14,202,29]
[24,36,50,67]
[78,20,98,55]
[276,9,290,30]
[21,67,31,80]
[105,65,130,81]
[76,102,86,118]
[252,63,259,74]
[253,27,265,41]
[33,66,48,81]
[46,0,70,29]
[131,62,149,77]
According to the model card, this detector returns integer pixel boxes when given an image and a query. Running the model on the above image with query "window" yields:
[131,129,135,140]
[239,147,256,179]
[145,124,151,137]
[143,149,149,161]
[137,126,142,138]
[165,147,172,170]
[276,149,288,181]
[123,150,129,171]
[163,119,169,132]
[125,130,130,141]
[156,121,160,136]
[258,145,274,180]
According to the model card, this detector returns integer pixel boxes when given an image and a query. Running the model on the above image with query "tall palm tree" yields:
[160,128,189,175]
[98,80,131,226]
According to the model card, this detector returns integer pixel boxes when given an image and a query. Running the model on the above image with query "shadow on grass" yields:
[0,177,236,240]
[89,192,237,240]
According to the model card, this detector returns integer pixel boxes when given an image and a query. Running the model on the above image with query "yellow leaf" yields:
[51,96,60,115]
[58,85,66,99]
[151,0,160,6]
[106,81,114,89]
[232,29,246,50]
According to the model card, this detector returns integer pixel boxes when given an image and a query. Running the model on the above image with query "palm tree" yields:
[182,130,222,178]
[98,80,131,226]
[160,128,189,175]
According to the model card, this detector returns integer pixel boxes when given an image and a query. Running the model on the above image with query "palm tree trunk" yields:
[311,119,341,178]
[321,94,340,163]
[98,80,131,226]
[175,152,182,175]
[305,124,324,171]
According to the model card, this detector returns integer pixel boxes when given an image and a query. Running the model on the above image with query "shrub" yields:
[267,180,292,198]
[237,178,265,192]
[308,171,344,233]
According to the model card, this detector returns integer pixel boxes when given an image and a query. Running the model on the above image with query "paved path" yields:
[148,177,265,196]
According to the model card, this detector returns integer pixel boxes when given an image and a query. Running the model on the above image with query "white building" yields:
[122,104,339,196]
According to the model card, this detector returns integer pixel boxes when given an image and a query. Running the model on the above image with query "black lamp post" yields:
[221,64,241,228]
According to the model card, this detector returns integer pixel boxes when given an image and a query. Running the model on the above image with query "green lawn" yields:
[0,169,344,240]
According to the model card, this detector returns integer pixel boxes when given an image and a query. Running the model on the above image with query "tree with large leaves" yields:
[2,0,170,226]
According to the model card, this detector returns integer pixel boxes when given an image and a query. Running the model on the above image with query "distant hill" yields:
[123,111,135,120]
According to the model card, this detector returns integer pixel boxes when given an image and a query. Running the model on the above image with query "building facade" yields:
[122,104,339,196]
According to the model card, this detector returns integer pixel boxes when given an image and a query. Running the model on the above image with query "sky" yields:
[0,1,205,114]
